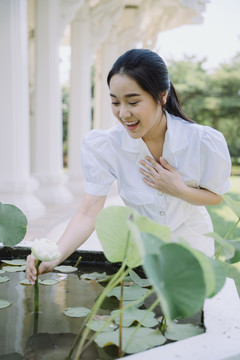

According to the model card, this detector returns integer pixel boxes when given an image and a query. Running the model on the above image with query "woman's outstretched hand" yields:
[26,253,57,285]
[139,156,186,197]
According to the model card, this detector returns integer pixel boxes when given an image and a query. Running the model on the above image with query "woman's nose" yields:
[119,107,131,120]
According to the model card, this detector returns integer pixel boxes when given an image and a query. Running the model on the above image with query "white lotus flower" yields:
[31,238,60,262]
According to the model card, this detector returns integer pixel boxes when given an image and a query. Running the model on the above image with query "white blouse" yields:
[81,111,231,255]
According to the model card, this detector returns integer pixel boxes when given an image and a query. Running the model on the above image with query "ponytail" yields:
[164,82,194,123]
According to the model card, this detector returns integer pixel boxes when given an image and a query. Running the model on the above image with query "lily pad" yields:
[1,259,26,266]
[0,203,27,246]
[0,276,10,283]
[3,265,26,272]
[0,299,12,309]
[111,307,158,328]
[87,316,117,332]
[95,327,166,354]
[129,269,151,287]
[39,279,59,286]
[19,278,32,286]
[54,265,78,273]
[107,284,147,301]
[63,307,91,318]
[165,322,204,341]
[81,272,109,281]
[0,269,5,274]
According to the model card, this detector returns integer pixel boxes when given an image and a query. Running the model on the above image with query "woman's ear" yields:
[160,90,168,105]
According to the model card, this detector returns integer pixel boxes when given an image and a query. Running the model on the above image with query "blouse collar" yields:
[121,111,191,154]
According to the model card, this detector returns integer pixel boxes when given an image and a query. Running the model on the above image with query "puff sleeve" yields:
[81,130,116,196]
[199,126,231,194]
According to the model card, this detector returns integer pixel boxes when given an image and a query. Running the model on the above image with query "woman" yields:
[26,49,231,285]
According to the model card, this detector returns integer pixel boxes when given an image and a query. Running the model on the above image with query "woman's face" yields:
[109,74,167,140]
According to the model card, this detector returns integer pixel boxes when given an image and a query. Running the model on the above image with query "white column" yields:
[67,4,92,194]
[93,28,118,129]
[32,0,73,204]
[0,0,45,220]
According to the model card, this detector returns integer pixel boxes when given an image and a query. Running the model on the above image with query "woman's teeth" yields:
[125,120,139,125]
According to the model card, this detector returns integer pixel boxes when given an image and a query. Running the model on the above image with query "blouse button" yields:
[158,191,164,196]
[159,211,165,216]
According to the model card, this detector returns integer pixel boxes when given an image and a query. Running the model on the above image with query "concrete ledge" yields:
[126,278,240,360]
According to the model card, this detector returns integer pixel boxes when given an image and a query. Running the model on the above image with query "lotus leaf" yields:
[64,307,91,318]
[143,243,206,320]
[0,203,27,246]
[94,327,166,354]
[111,306,158,327]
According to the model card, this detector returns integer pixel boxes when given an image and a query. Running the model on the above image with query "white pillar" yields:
[0,0,45,220]
[32,0,73,204]
[68,4,92,194]
[94,28,118,129]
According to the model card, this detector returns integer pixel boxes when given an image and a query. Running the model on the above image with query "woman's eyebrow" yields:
[110,93,141,98]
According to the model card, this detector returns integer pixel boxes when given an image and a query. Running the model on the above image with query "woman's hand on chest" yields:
[139,156,186,198]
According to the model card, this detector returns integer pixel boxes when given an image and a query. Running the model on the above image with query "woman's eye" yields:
[111,102,120,106]
[129,102,139,106]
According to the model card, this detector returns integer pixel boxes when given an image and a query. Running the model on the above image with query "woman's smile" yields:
[109,73,167,141]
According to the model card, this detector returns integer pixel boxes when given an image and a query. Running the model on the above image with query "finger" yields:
[26,254,37,285]
[139,167,155,182]
[159,157,173,170]
[144,156,163,172]
[140,159,159,174]
[142,176,157,188]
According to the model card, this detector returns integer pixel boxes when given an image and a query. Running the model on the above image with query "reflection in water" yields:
[24,333,98,360]
[0,268,108,359]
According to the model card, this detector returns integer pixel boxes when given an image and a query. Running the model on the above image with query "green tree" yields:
[168,54,240,161]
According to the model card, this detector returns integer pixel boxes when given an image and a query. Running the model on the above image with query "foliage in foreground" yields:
[1,195,240,358]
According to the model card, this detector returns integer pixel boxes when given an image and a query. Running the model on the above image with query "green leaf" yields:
[207,232,235,259]
[123,299,144,308]
[0,276,10,283]
[94,327,166,354]
[140,233,166,255]
[95,206,142,268]
[64,307,91,318]
[135,217,170,243]
[180,243,216,298]
[1,259,26,266]
[39,279,59,286]
[143,243,206,320]
[0,203,27,246]
[0,299,12,309]
[111,307,158,327]
[226,239,240,264]
[208,258,226,296]
[54,265,78,273]
[223,194,240,218]
[0,269,5,274]
[81,272,109,281]
[3,265,26,272]
[165,322,204,341]
[107,284,147,301]
[129,269,151,287]
[87,316,117,332]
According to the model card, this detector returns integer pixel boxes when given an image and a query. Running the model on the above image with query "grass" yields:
[206,176,240,295]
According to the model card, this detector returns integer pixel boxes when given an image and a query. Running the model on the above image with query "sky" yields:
[155,0,240,70]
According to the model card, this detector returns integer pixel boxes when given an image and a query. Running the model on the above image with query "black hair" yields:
[107,49,194,123]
